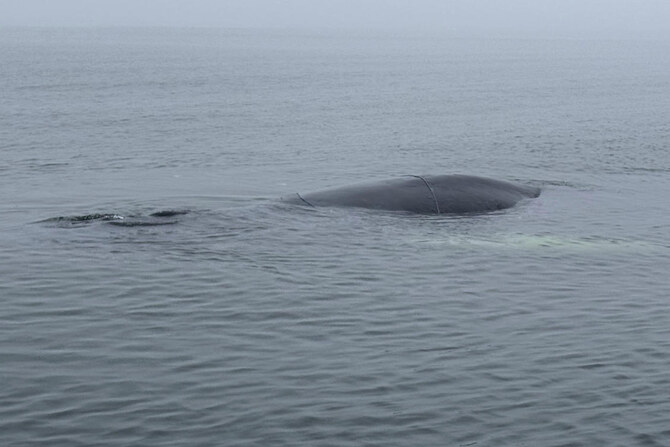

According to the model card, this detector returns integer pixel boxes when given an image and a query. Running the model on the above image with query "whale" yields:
[282,174,540,214]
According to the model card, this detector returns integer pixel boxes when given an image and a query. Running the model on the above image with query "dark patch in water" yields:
[107,220,178,227]
[150,210,190,217]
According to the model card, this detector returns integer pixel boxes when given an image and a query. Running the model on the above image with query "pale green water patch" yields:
[413,233,664,253]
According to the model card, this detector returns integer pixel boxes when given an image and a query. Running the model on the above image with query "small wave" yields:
[41,213,125,224]
[38,210,191,227]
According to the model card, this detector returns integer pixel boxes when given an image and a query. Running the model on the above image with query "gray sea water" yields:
[1,27,670,446]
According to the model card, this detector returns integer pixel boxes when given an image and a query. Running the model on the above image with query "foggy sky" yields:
[2,0,670,39]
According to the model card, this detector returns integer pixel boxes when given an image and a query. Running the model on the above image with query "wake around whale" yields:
[282,174,540,214]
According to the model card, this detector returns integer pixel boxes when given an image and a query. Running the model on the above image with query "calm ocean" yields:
[1,27,670,446]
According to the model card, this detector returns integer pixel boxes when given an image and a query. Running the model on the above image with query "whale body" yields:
[282,175,540,214]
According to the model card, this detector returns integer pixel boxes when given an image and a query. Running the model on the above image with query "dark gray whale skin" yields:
[282,175,540,214]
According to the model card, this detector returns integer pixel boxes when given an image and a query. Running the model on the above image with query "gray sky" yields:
[2,0,670,39]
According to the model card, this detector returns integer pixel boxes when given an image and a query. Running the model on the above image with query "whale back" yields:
[426,175,540,214]
[283,174,540,214]
[293,177,437,213]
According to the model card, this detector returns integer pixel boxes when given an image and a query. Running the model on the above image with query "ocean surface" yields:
[1,27,670,446]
